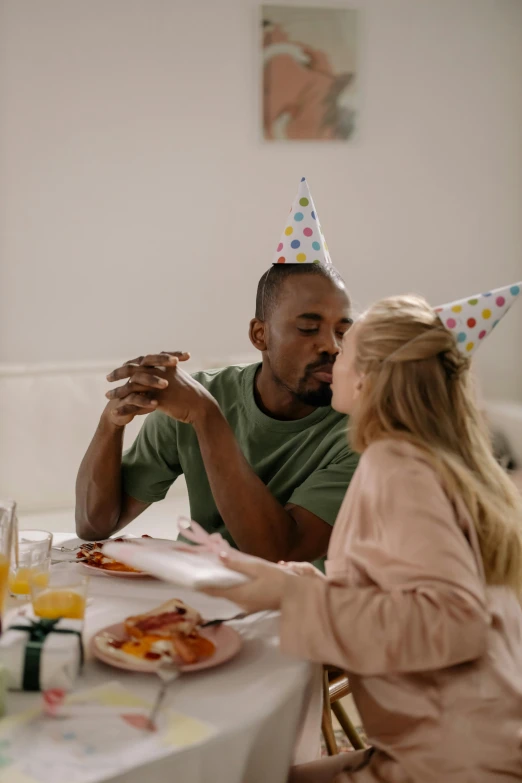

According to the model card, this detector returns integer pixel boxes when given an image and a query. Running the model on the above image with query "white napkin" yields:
[102,542,249,590]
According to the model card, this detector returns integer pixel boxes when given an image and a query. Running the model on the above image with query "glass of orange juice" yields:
[0,501,17,632]
[32,564,88,621]
[9,530,52,600]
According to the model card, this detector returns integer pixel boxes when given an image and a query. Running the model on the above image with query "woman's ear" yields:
[353,374,365,401]
[249,318,268,352]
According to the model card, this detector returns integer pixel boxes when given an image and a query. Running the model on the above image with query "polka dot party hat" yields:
[272,177,333,267]
[435,282,521,356]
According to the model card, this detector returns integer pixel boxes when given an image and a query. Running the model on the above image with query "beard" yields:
[274,356,335,408]
[293,381,333,407]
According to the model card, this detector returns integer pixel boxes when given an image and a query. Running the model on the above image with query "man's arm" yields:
[193,403,332,562]
[106,353,343,562]
[75,410,150,540]
[75,353,187,540]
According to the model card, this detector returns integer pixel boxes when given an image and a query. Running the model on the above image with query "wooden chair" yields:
[321,667,365,755]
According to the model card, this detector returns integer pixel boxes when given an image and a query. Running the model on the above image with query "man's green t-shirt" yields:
[121,363,359,551]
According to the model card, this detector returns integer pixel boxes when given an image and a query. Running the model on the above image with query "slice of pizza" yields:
[76,537,149,572]
[123,598,215,664]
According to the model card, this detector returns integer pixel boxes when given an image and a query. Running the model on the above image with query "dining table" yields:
[3,534,323,783]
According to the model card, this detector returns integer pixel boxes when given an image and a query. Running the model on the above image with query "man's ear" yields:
[249,318,268,352]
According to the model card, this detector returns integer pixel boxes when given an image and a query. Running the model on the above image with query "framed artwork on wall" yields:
[261,5,359,141]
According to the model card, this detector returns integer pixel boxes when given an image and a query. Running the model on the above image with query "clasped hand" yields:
[104,351,214,427]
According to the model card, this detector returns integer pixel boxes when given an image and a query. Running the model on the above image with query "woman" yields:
[206,295,522,782]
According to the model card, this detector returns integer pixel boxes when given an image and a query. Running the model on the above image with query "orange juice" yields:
[9,567,49,596]
[32,589,86,620]
[0,555,9,614]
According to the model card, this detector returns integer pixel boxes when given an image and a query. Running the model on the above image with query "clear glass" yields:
[9,529,52,599]
[0,501,17,632]
[31,564,88,620]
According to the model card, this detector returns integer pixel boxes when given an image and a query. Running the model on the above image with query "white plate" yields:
[92,622,242,673]
[77,537,179,577]
[79,562,150,578]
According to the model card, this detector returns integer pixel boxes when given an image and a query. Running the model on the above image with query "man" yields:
[75,180,359,562]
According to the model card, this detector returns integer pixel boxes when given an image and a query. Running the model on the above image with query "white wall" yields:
[1,0,521,398]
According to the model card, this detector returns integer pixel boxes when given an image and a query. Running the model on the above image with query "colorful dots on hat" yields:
[272,178,333,267]
[434,281,522,357]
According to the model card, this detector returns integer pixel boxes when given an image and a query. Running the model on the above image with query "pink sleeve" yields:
[280,458,490,675]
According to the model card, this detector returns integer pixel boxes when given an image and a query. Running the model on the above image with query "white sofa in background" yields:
[0,356,256,536]
[485,401,522,466]
[1,360,520,536]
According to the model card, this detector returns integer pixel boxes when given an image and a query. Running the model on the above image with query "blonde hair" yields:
[352,295,522,597]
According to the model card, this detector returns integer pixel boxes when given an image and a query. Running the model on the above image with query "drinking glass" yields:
[32,564,88,620]
[9,530,52,599]
[0,501,17,632]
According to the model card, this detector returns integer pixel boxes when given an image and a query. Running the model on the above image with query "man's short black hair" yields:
[255,264,345,320]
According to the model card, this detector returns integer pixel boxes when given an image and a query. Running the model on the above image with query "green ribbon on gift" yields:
[9,618,84,692]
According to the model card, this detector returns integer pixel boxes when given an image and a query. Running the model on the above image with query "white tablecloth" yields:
[5,564,322,783]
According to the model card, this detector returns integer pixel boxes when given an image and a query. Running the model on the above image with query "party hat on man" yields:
[272,177,333,267]
[434,282,521,356]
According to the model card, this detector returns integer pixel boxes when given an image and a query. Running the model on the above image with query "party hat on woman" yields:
[272,177,333,267]
[435,282,521,356]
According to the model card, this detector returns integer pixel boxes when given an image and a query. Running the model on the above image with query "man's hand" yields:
[102,354,175,428]
[105,352,215,426]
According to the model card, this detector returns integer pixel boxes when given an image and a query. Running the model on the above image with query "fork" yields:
[52,542,95,553]
[147,662,180,730]
[201,612,248,627]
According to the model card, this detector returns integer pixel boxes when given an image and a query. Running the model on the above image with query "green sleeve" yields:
[121,411,182,503]
[287,448,359,526]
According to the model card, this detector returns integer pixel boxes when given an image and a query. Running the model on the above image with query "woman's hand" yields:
[278,561,326,579]
[203,552,294,614]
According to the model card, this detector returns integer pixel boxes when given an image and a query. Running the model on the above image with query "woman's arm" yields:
[280,458,490,674]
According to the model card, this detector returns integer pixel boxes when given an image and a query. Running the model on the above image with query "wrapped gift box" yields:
[0,615,83,691]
